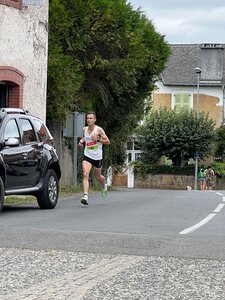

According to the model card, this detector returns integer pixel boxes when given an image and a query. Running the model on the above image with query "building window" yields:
[135,152,142,161]
[172,92,193,111]
[126,138,142,164]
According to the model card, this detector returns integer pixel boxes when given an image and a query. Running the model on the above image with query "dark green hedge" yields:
[131,161,195,176]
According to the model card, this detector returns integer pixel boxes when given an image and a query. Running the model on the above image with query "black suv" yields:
[0,108,61,212]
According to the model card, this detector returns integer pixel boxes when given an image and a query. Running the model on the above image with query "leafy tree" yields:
[213,126,225,161]
[47,0,84,121]
[138,107,215,166]
[48,0,170,165]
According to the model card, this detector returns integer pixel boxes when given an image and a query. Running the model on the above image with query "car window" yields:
[33,119,53,143]
[4,119,20,140]
[19,118,37,144]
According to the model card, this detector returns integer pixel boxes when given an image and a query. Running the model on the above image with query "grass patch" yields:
[4,196,36,205]
[3,186,82,205]
[59,184,82,197]
[3,183,107,205]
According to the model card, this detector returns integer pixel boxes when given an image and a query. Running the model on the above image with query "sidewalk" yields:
[0,248,224,300]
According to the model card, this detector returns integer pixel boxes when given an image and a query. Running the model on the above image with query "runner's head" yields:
[86,112,96,126]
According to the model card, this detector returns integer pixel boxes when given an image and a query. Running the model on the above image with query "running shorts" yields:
[83,155,102,168]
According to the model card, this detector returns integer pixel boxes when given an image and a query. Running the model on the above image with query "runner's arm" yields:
[98,128,110,145]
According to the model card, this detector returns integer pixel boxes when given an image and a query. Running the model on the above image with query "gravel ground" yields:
[0,248,224,300]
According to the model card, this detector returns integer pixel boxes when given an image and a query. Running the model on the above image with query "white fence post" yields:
[127,165,134,188]
[107,166,112,187]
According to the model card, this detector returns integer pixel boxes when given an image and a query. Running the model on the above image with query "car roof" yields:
[0,108,33,120]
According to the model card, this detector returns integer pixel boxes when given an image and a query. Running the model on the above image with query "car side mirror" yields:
[5,137,20,147]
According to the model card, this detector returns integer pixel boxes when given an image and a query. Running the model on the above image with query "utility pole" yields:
[65,112,85,186]
[194,67,201,190]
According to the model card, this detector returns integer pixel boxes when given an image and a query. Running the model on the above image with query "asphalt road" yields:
[0,188,224,299]
[0,188,225,259]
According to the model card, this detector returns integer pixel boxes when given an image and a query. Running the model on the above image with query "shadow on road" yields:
[2,204,39,213]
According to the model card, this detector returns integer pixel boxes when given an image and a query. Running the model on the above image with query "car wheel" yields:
[0,177,4,212]
[37,169,59,209]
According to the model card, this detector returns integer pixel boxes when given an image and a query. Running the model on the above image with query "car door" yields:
[16,117,43,188]
[1,118,28,189]
[2,117,43,190]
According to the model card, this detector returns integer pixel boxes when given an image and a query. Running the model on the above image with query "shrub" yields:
[131,160,195,176]
[212,162,225,177]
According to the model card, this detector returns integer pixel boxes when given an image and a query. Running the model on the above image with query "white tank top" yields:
[84,126,103,160]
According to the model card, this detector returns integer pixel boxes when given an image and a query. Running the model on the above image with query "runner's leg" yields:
[82,160,92,194]
[93,166,105,187]
[93,166,107,198]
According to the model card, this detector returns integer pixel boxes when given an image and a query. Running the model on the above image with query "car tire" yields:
[36,169,59,209]
[0,177,4,212]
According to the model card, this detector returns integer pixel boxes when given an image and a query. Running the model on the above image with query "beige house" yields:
[0,0,48,121]
[153,43,225,128]
[114,44,225,187]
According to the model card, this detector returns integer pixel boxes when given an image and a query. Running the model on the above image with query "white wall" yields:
[155,82,224,106]
[0,1,48,121]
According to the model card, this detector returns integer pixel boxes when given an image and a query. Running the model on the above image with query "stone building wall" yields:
[134,174,225,190]
[134,174,195,190]
[0,0,48,121]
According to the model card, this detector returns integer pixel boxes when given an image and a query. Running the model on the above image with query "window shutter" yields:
[174,93,190,111]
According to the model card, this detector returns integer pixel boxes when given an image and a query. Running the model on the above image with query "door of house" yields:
[0,83,8,108]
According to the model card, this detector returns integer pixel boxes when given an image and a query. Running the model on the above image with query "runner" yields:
[78,112,110,205]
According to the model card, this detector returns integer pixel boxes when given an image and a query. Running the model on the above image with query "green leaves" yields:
[213,126,225,161]
[138,108,215,166]
[48,0,170,121]
[47,0,170,166]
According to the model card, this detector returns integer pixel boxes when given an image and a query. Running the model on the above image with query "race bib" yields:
[86,141,98,151]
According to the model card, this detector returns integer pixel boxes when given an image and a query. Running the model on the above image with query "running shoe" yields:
[101,185,108,198]
[81,194,88,205]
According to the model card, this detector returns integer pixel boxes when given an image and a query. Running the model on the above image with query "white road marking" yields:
[180,192,225,235]
[213,203,225,213]
[180,213,216,235]
[216,192,224,195]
